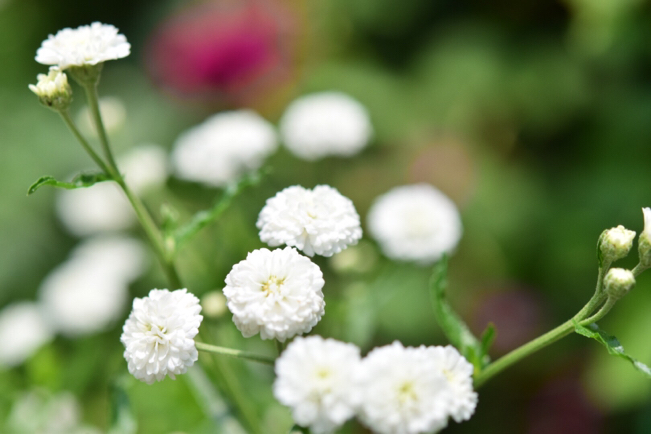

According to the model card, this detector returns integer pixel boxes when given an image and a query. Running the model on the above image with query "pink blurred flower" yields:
[145,0,300,105]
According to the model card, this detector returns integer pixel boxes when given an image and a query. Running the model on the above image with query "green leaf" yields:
[27,172,111,195]
[108,377,137,434]
[574,321,651,378]
[173,167,270,249]
[429,256,488,370]
[481,322,497,356]
[288,425,310,434]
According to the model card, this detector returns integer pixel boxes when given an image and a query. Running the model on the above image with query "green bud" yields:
[638,207,651,269]
[598,225,636,266]
[28,68,72,111]
[604,268,635,300]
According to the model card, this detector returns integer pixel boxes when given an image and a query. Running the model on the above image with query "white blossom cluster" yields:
[120,289,203,384]
[274,338,477,434]
[35,22,130,70]
[367,184,463,264]
[171,110,277,187]
[257,185,362,257]
[280,92,373,160]
[224,247,325,342]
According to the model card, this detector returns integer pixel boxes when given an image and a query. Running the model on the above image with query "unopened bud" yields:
[201,291,227,319]
[598,225,635,266]
[28,68,72,111]
[638,208,651,269]
[604,268,635,299]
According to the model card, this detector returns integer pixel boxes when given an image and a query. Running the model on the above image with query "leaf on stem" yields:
[480,322,497,356]
[574,321,651,378]
[27,172,111,196]
[173,167,270,249]
[429,256,490,371]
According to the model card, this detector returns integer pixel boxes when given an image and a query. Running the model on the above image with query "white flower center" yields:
[397,380,419,405]
[262,276,285,296]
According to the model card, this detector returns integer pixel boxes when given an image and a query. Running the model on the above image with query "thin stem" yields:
[58,111,110,174]
[275,339,285,356]
[580,297,617,325]
[196,342,275,365]
[81,82,119,170]
[632,263,648,277]
[474,280,608,388]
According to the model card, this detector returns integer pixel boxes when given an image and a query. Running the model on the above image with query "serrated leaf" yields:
[108,377,137,434]
[574,321,651,378]
[429,256,488,370]
[27,172,112,195]
[174,167,270,249]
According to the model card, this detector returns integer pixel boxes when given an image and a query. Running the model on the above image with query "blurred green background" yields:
[2,0,651,432]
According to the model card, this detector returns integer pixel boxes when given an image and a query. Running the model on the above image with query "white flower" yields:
[274,336,361,434]
[120,289,202,384]
[77,96,127,137]
[35,22,130,69]
[0,302,52,367]
[28,68,71,109]
[280,92,373,160]
[257,185,362,257]
[357,341,450,434]
[56,181,135,236]
[39,259,129,336]
[7,390,101,434]
[427,346,478,423]
[172,110,277,187]
[367,184,463,264]
[223,247,325,341]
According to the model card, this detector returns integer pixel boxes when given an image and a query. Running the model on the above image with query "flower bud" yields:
[638,207,651,268]
[28,68,72,111]
[603,268,635,300]
[598,225,636,266]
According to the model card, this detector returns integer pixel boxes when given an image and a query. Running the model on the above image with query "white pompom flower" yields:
[427,345,478,423]
[172,110,277,187]
[223,247,325,342]
[0,302,53,367]
[357,341,451,434]
[274,336,362,434]
[280,91,373,160]
[35,22,130,69]
[367,184,463,264]
[257,185,362,257]
[120,289,203,384]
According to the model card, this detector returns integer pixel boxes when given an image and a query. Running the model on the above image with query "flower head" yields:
[29,68,72,110]
[599,225,636,265]
[426,345,478,423]
[604,268,635,300]
[35,22,130,70]
[639,208,651,268]
[367,184,463,264]
[121,289,203,384]
[172,110,277,187]
[357,342,450,434]
[257,185,362,257]
[223,247,325,341]
[280,92,373,160]
[274,336,362,433]
[0,302,52,367]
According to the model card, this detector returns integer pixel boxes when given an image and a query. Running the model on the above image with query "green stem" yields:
[580,297,617,325]
[58,111,110,175]
[474,276,608,388]
[632,263,648,277]
[196,342,275,365]
[275,339,285,356]
[81,82,120,170]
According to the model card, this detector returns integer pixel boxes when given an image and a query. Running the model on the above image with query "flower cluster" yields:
[35,22,130,70]
[367,183,463,264]
[224,247,325,341]
[120,289,203,384]
[257,185,362,257]
[172,110,277,187]
[274,338,477,433]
